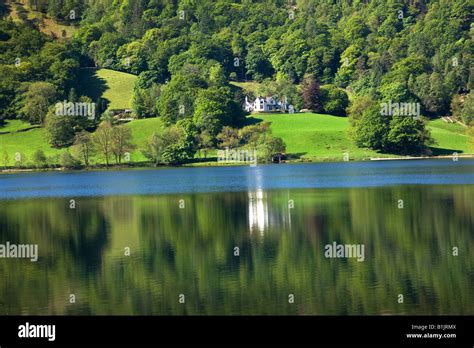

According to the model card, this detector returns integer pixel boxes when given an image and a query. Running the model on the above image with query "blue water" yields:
[0,159,473,199]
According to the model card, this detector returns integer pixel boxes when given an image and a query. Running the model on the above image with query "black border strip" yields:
[0,315,472,346]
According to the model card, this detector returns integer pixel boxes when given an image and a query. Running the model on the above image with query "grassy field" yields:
[252,113,386,161]
[230,81,262,94]
[427,119,470,155]
[123,118,164,162]
[1,68,138,166]
[0,118,163,166]
[252,113,472,161]
[0,127,63,166]
[77,68,137,110]
[0,114,471,167]
[0,119,38,133]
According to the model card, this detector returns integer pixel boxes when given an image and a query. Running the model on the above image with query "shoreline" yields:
[1,154,473,175]
[370,154,474,161]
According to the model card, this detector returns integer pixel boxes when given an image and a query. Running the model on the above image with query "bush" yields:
[32,149,47,168]
[217,126,240,149]
[353,104,391,150]
[321,85,349,116]
[238,122,270,147]
[353,104,434,155]
[387,115,434,155]
[60,152,81,169]
[256,135,286,162]
[237,122,285,162]
[45,113,76,148]
[460,92,474,125]
[143,124,196,165]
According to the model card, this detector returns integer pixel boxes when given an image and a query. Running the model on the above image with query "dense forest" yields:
[0,0,473,167]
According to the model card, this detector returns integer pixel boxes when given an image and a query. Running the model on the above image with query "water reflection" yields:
[0,185,473,315]
[248,190,268,235]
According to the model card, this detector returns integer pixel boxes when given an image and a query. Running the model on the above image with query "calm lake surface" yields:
[0,159,473,315]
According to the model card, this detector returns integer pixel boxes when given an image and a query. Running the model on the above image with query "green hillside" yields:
[122,118,164,163]
[77,68,137,110]
[253,113,386,161]
[1,68,140,166]
[0,119,37,133]
[1,114,471,167]
[0,126,63,165]
[427,119,470,155]
[253,113,471,161]
[1,0,473,169]
[0,118,164,166]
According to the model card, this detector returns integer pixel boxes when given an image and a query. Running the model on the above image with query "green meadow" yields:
[0,119,37,133]
[253,113,471,161]
[1,114,470,166]
[0,118,162,166]
[252,113,385,161]
[77,68,137,110]
[427,119,470,155]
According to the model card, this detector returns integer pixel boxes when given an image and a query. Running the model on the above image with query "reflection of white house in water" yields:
[244,96,294,113]
[248,190,268,235]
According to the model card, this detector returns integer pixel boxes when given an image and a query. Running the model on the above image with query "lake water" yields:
[0,159,473,315]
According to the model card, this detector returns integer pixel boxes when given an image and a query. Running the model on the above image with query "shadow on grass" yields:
[286,152,307,160]
[429,147,463,156]
[76,68,109,106]
[189,156,218,163]
[243,116,264,126]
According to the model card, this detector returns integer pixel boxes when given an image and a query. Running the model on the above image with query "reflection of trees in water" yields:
[0,185,473,315]
[0,198,111,314]
[0,210,20,242]
[0,198,110,273]
[66,200,109,274]
[128,187,474,315]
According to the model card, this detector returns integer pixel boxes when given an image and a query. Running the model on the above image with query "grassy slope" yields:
[0,127,63,165]
[1,115,470,166]
[253,113,385,161]
[96,69,136,110]
[0,118,163,166]
[1,68,138,165]
[253,113,471,161]
[230,81,262,94]
[427,119,470,155]
[0,119,36,133]
[123,118,164,162]
[77,68,137,110]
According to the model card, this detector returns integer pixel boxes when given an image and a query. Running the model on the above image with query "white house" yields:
[244,96,294,113]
